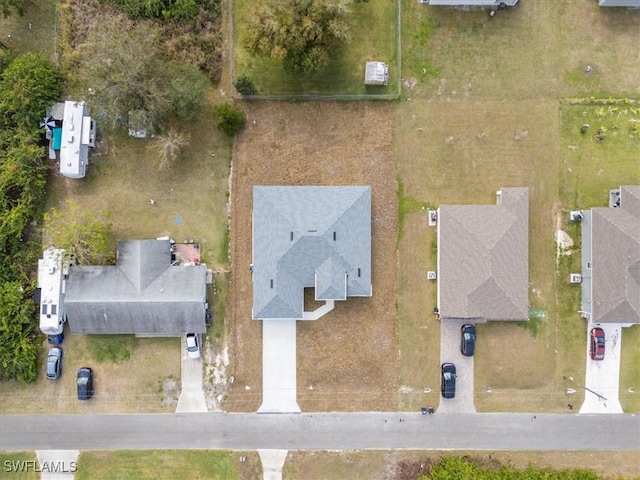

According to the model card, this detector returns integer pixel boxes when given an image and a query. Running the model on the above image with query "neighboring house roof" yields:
[424,0,518,6]
[59,101,96,179]
[599,0,640,6]
[65,240,207,334]
[437,187,529,321]
[583,186,640,324]
[252,186,372,320]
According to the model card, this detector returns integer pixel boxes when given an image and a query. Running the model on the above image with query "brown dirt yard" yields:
[226,101,399,412]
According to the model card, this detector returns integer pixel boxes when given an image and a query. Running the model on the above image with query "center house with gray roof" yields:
[65,239,207,335]
[437,187,529,322]
[252,186,372,412]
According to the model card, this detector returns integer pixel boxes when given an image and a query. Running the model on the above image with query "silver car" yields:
[186,333,200,359]
[46,347,63,380]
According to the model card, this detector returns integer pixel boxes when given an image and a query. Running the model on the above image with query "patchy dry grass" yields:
[44,90,231,269]
[0,89,234,415]
[557,103,640,413]
[395,99,561,411]
[396,0,640,413]
[75,450,257,480]
[402,1,640,101]
[283,450,640,480]
[619,324,640,412]
[0,334,181,414]
[226,101,398,412]
[0,0,58,61]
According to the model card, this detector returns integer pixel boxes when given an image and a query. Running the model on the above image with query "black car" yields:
[460,324,476,357]
[46,347,63,380]
[77,367,94,400]
[441,363,456,399]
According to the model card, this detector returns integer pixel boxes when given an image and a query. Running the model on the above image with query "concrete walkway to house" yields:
[36,450,79,479]
[438,318,476,413]
[579,322,624,414]
[258,320,301,413]
[258,450,288,480]
[176,336,208,413]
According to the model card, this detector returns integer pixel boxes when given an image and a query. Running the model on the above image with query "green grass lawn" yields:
[557,103,640,412]
[0,453,39,480]
[45,92,232,269]
[396,0,640,412]
[283,450,640,480]
[232,0,399,96]
[619,325,640,412]
[0,1,57,60]
[75,451,241,480]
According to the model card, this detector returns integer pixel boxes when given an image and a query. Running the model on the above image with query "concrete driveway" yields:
[580,322,624,414]
[438,319,476,413]
[259,320,300,413]
[176,335,208,413]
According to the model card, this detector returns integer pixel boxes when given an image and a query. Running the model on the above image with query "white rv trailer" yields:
[37,247,69,335]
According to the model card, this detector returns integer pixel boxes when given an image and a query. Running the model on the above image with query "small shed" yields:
[128,110,151,138]
[364,62,389,86]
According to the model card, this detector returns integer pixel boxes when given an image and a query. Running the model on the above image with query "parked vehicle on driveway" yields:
[461,324,476,356]
[186,333,200,359]
[46,347,63,380]
[441,363,456,399]
[590,327,605,361]
[47,331,64,345]
[77,367,94,400]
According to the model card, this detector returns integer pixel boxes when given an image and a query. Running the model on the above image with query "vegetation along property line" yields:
[228,0,402,99]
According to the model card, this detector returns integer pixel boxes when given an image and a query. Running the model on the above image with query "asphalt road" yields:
[1,413,638,451]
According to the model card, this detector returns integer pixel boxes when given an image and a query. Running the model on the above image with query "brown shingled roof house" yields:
[436,187,529,322]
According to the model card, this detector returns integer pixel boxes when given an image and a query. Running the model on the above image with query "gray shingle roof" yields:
[425,0,518,5]
[65,240,206,334]
[587,186,640,324]
[438,187,529,321]
[599,0,640,6]
[252,186,372,320]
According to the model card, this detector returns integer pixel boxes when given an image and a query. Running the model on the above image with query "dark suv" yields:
[77,367,94,400]
[441,363,456,399]
[461,324,476,356]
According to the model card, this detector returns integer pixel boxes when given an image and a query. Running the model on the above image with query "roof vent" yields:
[270,279,274,289]
[357,268,361,278]
[290,232,294,241]
[333,231,337,241]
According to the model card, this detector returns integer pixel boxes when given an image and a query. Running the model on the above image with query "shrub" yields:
[233,75,257,96]
[0,52,64,130]
[214,102,245,136]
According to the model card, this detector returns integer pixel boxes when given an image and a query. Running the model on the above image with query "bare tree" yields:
[148,128,190,170]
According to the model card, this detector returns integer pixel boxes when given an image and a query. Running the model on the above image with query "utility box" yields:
[364,61,389,86]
